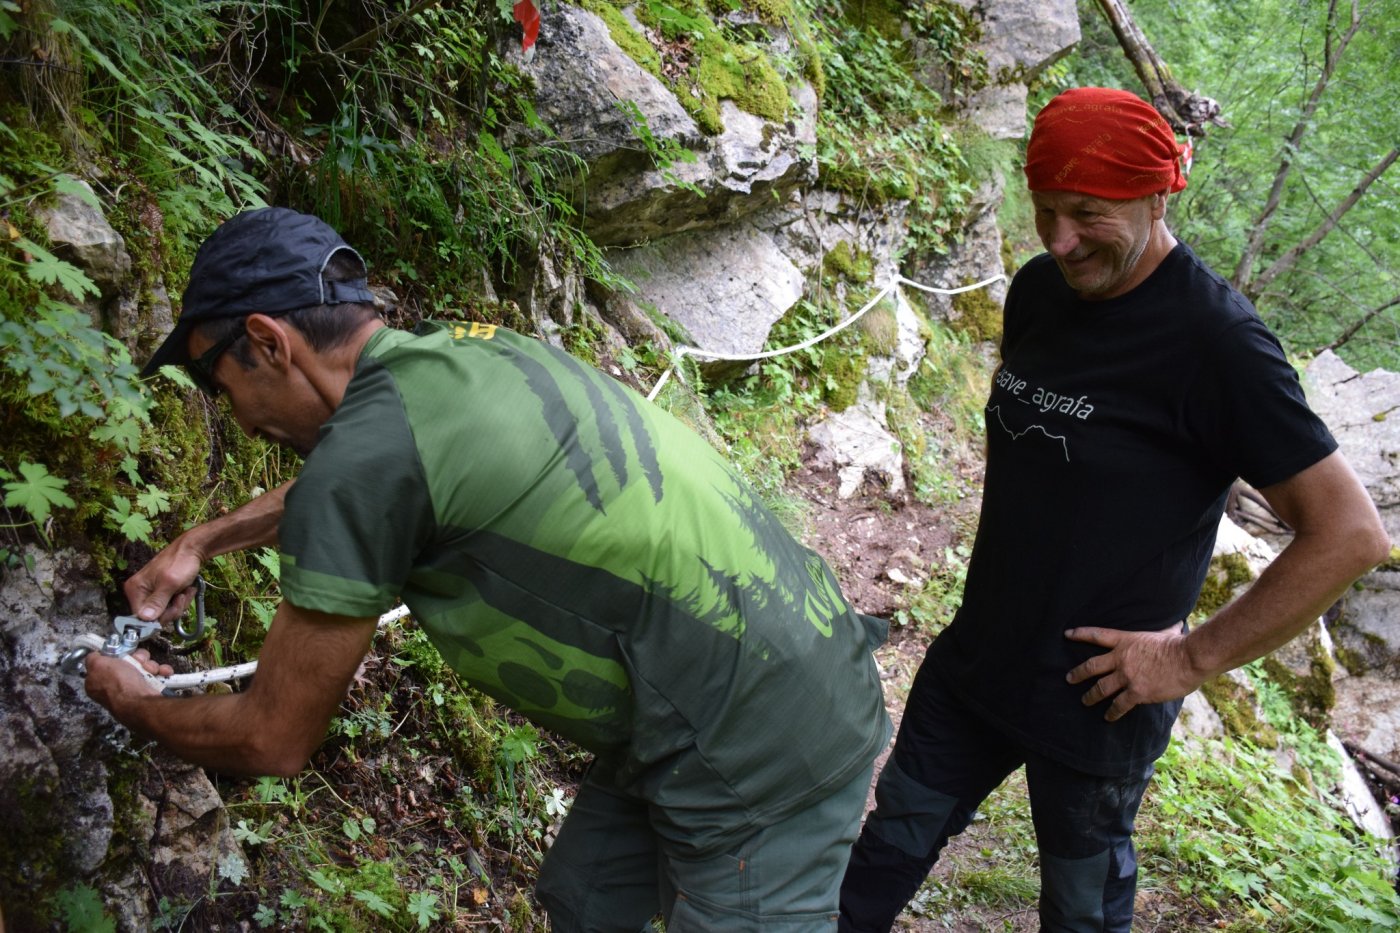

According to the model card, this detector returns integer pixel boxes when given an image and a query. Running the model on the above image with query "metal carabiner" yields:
[174,576,207,642]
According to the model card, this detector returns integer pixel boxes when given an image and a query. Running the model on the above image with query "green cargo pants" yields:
[536,761,874,932]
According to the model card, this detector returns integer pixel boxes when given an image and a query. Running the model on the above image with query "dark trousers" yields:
[537,758,874,932]
[838,662,1155,933]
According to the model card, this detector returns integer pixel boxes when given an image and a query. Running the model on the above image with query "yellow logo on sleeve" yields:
[451,322,498,340]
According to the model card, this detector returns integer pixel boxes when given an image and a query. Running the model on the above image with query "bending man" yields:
[85,207,891,932]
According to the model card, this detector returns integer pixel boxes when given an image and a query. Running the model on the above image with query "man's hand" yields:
[1064,621,1202,721]
[85,648,174,717]
[124,540,206,624]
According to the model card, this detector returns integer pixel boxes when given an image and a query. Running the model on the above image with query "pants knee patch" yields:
[863,757,958,858]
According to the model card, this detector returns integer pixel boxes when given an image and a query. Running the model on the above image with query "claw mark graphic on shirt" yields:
[987,404,1071,462]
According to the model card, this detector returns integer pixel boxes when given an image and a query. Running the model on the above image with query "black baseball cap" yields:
[141,207,375,377]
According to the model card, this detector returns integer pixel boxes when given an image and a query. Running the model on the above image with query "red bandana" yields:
[1024,87,1187,199]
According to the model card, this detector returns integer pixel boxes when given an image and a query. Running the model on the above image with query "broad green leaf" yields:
[352,889,395,918]
[3,462,75,524]
[91,418,143,455]
[15,237,99,300]
[53,173,101,209]
[407,891,441,929]
[135,485,171,516]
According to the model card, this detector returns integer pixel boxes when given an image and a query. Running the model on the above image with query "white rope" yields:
[644,272,1006,402]
[75,604,413,691]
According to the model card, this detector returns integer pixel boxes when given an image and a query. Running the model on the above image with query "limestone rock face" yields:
[905,175,1010,329]
[1303,351,1400,670]
[807,399,906,500]
[32,179,175,362]
[508,5,700,172]
[34,179,132,307]
[506,5,817,248]
[919,0,1081,140]
[606,223,804,376]
[0,550,238,931]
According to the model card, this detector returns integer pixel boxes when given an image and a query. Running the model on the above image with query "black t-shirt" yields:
[927,243,1337,776]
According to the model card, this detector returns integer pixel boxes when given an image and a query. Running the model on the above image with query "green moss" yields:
[1200,674,1279,748]
[1378,544,1400,571]
[578,0,664,78]
[0,774,68,929]
[692,31,790,132]
[1192,551,1255,618]
[610,0,790,134]
[949,278,1003,344]
[797,33,825,99]
[1260,653,1335,731]
[820,346,867,412]
[823,241,873,283]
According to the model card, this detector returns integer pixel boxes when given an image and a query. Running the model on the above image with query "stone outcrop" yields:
[1303,351,1400,673]
[0,550,240,932]
[926,0,1081,140]
[1169,517,1394,844]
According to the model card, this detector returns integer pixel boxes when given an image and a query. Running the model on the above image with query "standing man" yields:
[84,207,892,931]
[838,87,1390,932]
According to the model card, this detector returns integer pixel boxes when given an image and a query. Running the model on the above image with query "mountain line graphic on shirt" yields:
[988,366,1096,462]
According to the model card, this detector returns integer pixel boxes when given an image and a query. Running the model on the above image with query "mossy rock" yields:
[602,0,791,135]
[1192,551,1255,618]
[823,241,873,284]
[1260,652,1335,732]
[949,278,1003,343]
[820,346,867,412]
[579,0,664,76]
[1199,674,1278,748]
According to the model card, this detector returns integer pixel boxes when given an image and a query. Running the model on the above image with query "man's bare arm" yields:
[85,598,376,776]
[125,481,293,624]
[1066,451,1390,720]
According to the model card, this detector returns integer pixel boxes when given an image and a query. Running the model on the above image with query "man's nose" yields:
[1043,217,1080,257]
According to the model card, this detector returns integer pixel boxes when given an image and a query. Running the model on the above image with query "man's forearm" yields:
[107,688,300,776]
[1184,453,1389,680]
[183,479,293,558]
[1184,525,1386,680]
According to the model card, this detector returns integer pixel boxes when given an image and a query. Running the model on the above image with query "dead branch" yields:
[1089,0,1225,135]
[1324,293,1400,354]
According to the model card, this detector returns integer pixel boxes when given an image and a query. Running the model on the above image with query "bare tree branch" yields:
[1250,147,1399,294]
[1089,0,1226,134]
[1323,293,1400,354]
[1231,0,1364,292]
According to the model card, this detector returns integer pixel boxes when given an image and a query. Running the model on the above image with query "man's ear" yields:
[1150,190,1170,220]
[243,314,294,371]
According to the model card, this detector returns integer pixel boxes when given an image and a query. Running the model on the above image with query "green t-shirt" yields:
[279,324,889,853]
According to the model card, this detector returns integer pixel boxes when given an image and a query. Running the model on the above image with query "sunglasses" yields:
[186,321,247,397]
[186,309,297,396]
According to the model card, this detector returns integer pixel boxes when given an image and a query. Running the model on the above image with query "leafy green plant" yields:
[2,462,76,530]
[796,0,980,249]
[1143,736,1400,930]
[52,883,116,933]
